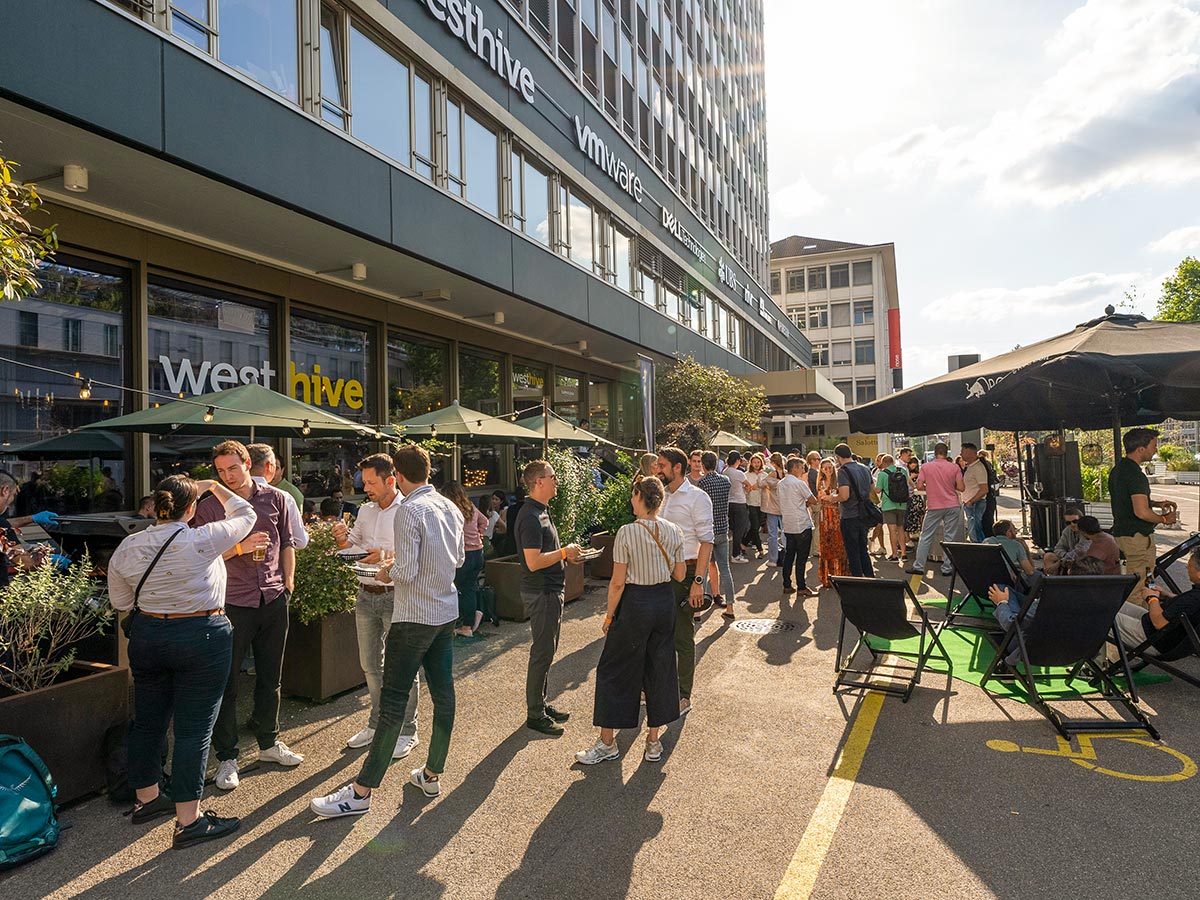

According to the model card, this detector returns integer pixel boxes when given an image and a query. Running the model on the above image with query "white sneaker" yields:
[258,740,303,767]
[575,739,620,765]
[215,758,240,791]
[410,767,441,797]
[731,555,750,564]
[346,727,375,749]
[392,735,419,759]
[310,784,370,818]
[644,740,664,762]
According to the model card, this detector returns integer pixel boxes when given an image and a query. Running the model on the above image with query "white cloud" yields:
[770,174,829,219]
[921,271,1147,323]
[851,0,1200,206]
[1149,225,1200,255]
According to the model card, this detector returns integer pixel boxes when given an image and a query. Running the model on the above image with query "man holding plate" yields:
[334,453,421,759]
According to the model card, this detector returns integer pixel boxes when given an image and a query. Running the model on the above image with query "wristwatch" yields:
[692,575,704,585]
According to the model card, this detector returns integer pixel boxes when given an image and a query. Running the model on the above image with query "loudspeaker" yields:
[1033,441,1082,501]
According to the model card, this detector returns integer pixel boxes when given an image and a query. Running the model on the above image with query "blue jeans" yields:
[993,587,1038,663]
[913,506,964,573]
[766,514,783,561]
[127,613,232,802]
[456,548,486,626]
[964,499,987,543]
[839,516,874,578]
[356,588,419,733]
[707,533,735,600]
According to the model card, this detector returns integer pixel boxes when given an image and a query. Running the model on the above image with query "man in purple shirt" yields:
[193,440,304,791]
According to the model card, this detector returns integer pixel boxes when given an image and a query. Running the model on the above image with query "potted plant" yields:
[281,523,365,702]
[588,471,636,579]
[0,554,126,805]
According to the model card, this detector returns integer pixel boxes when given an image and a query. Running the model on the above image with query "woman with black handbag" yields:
[575,476,685,766]
[107,475,255,849]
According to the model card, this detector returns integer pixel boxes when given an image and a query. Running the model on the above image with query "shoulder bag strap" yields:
[635,520,676,574]
[133,526,185,611]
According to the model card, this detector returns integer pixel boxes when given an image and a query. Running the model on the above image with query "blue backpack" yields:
[0,735,59,869]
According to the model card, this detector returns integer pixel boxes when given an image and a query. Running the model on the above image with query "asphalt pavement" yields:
[4,525,1199,900]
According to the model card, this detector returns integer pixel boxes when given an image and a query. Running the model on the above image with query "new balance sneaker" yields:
[173,811,239,849]
[644,740,664,762]
[346,727,375,749]
[215,759,240,791]
[575,739,620,765]
[410,767,441,797]
[392,735,419,759]
[259,740,303,767]
[310,784,371,818]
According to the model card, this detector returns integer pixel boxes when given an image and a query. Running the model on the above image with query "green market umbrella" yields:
[78,383,373,440]
[514,411,618,448]
[709,430,755,450]
[390,401,538,443]
[10,429,180,460]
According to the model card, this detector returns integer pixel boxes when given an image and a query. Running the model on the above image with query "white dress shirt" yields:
[658,478,715,561]
[107,494,256,614]
[777,474,815,534]
[252,475,309,549]
[387,484,465,626]
[726,466,748,504]
[346,494,400,587]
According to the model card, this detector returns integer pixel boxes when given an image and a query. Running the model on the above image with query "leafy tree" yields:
[656,419,710,452]
[1156,256,1200,322]
[0,152,58,302]
[654,356,767,443]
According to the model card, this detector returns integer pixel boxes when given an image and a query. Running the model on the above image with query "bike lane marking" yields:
[774,690,885,900]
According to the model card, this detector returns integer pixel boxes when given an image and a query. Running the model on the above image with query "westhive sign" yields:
[417,0,536,104]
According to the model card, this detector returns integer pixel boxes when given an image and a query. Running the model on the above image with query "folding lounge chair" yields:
[1122,609,1200,691]
[980,574,1159,739]
[940,541,1026,629]
[1151,532,1200,594]
[832,576,952,702]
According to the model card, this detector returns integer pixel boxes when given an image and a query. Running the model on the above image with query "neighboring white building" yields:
[768,237,902,453]
[1160,419,1199,453]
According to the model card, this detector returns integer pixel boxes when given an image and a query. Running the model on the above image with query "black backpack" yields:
[884,466,910,504]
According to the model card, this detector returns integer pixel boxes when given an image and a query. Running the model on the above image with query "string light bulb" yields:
[301,419,311,436]
[374,428,383,440]
[430,425,438,438]
[203,405,215,423]
[78,378,92,400]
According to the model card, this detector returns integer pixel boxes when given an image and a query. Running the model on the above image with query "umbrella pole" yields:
[1112,408,1122,467]
[1015,431,1028,536]
[542,397,549,458]
[250,424,255,444]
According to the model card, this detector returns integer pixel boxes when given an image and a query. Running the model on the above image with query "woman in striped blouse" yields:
[576,476,685,766]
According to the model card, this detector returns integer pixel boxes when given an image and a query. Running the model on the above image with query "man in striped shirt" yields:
[310,444,464,816]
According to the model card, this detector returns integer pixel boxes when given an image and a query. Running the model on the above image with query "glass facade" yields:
[512,361,548,413]
[388,331,449,421]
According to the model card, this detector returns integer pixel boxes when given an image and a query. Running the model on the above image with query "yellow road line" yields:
[774,691,886,900]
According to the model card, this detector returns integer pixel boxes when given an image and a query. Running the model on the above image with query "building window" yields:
[319,4,348,128]
[856,382,877,405]
[559,185,597,271]
[513,361,547,413]
[773,423,786,440]
[412,72,435,180]
[169,1,215,52]
[388,331,449,421]
[832,341,851,366]
[855,340,875,365]
[62,319,82,353]
[708,295,721,342]
[786,268,804,293]
[829,264,849,289]
[853,301,874,326]
[18,310,38,347]
[804,424,826,437]
[807,266,827,291]
[349,24,410,164]
[459,346,501,416]
[770,271,780,294]
[807,304,828,329]
[830,302,851,328]
[554,370,582,423]
[103,323,120,358]
[677,290,693,328]
[811,342,829,366]
[833,380,853,405]
[463,110,500,217]
[511,149,552,246]
[853,260,873,285]
[216,0,298,102]
[608,223,633,292]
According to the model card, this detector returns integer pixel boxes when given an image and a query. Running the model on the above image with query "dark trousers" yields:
[213,594,289,760]
[729,503,750,554]
[358,620,456,785]
[840,517,875,578]
[782,529,814,589]
[983,494,997,537]
[675,563,697,698]
[127,613,232,802]
[523,588,566,718]
[744,506,764,552]
[594,583,679,729]
[455,548,485,627]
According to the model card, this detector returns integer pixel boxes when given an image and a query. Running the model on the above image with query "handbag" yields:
[846,464,885,528]
[635,521,709,610]
[120,527,184,638]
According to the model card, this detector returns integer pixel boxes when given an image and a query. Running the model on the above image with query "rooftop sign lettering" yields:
[420,0,536,104]
[574,117,643,202]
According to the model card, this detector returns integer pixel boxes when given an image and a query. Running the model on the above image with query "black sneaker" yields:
[173,811,240,849]
[712,595,727,609]
[525,715,565,736]
[130,791,174,825]
[544,705,570,723]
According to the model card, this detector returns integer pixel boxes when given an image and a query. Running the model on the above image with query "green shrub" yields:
[593,471,636,535]
[291,523,360,625]
[1080,464,1109,502]
[545,447,601,546]
[1167,455,1199,472]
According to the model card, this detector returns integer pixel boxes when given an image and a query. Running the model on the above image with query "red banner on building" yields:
[887,307,902,369]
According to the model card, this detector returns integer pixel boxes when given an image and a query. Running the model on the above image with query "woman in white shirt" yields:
[761,451,785,565]
[107,475,255,849]
[743,452,767,558]
[575,476,685,766]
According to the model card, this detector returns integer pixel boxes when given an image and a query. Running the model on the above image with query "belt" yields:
[684,558,699,565]
[140,608,221,619]
[360,583,393,594]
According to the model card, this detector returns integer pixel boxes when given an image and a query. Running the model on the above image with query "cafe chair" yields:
[940,541,1026,629]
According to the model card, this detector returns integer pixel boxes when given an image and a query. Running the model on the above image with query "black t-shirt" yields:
[0,513,18,590]
[1144,585,1200,651]
[1110,457,1155,538]
[515,498,564,593]
[837,461,873,520]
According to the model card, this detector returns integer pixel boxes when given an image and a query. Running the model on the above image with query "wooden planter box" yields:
[0,661,129,805]
[281,608,365,702]
[588,532,616,579]
[485,555,586,621]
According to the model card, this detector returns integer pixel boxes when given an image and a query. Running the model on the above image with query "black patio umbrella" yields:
[848,311,1200,435]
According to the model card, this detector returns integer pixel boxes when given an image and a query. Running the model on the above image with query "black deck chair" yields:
[980,574,1159,739]
[940,541,1026,629]
[832,576,952,702]
[1122,613,1200,690]
[1152,532,1200,594]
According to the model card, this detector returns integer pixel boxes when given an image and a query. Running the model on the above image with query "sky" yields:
[763,0,1200,387]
